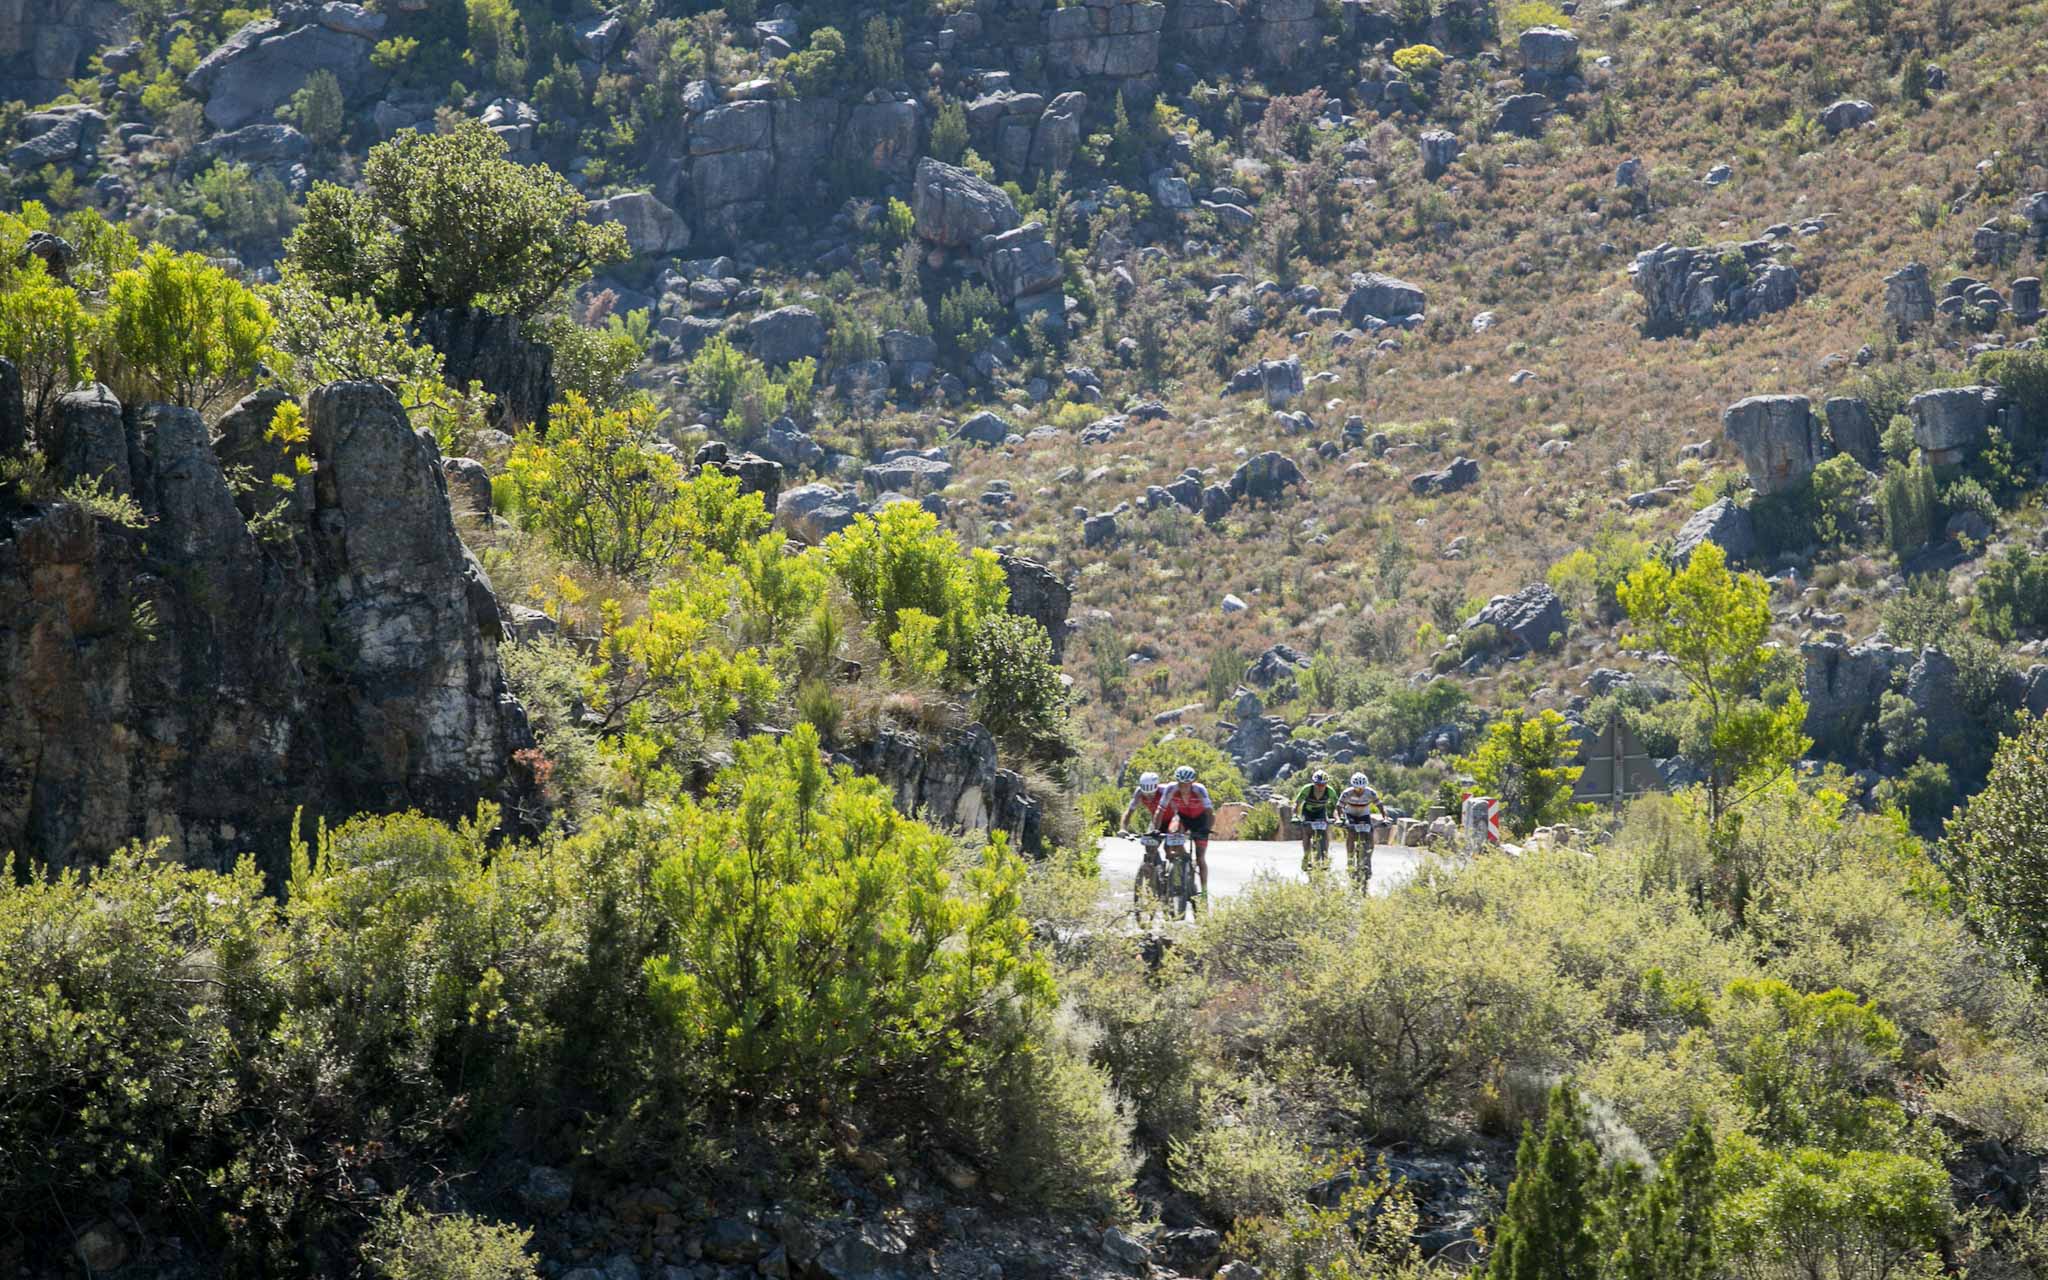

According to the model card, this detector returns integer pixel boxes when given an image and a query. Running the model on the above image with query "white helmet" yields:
[1174,765,1197,783]
[1312,770,1328,784]
[1137,771,1160,793]
[1350,772,1369,788]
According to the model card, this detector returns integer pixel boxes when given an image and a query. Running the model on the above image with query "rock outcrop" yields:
[1722,394,1822,496]
[0,0,124,102]
[186,8,390,130]
[587,191,691,257]
[0,381,534,874]
[1884,262,1937,335]
[1672,497,1757,565]
[1227,451,1305,503]
[1632,241,1799,336]
[1907,386,2003,466]
[843,722,1042,852]
[1464,585,1566,654]
[1801,635,1909,749]
[999,553,1071,662]
[414,308,558,432]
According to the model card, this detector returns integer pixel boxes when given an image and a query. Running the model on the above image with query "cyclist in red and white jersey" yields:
[1153,765,1215,902]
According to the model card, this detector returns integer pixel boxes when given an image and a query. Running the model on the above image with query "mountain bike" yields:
[1341,816,1376,891]
[1159,827,1198,922]
[1122,830,1170,925]
[1300,816,1331,875]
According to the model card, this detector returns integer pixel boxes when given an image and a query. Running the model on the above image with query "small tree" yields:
[1455,708,1586,837]
[1617,543,1809,828]
[506,394,768,576]
[1603,1112,1717,1280]
[968,612,1070,756]
[822,501,1009,670]
[1490,1084,1601,1280]
[930,100,969,164]
[281,68,346,147]
[1943,713,2048,983]
[0,258,93,431]
[285,120,627,322]
[106,245,274,413]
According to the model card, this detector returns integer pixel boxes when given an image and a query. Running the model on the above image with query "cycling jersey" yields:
[1338,786,1380,818]
[1160,782,1213,819]
[1130,788,1168,820]
[1293,784,1336,820]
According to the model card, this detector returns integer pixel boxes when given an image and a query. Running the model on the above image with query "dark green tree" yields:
[1944,713,2048,982]
[1604,1112,1717,1280]
[284,119,627,322]
[1489,1084,1600,1280]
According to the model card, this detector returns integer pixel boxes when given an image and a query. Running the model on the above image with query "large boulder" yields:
[7,104,106,168]
[1671,497,1757,565]
[587,191,691,258]
[861,454,953,496]
[1823,397,1881,470]
[1884,262,1937,334]
[1493,93,1555,137]
[1341,272,1427,326]
[1517,25,1579,75]
[0,381,534,873]
[189,122,311,174]
[1000,553,1071,662]
[776,482,865,543]
[1408,456,1480,497]
[1245,642,1311,688]
[1464,585,1567,654]
[1722,394,1822,496]
[747,306,826,367]
[913,158,1022,248]
[1227,451,1305,503]
[1632,242,1799,336]
[185,16,385,130]
[846,723,1041,852]
[1801,636,1910,749]
[415,308,556,432]
[980,223,1063,305]
[1420,130,1461,179]
[843,98,924,175]
[1030,92,1088,177]
[1908,386,1997,464]
[1819,99,1875,136]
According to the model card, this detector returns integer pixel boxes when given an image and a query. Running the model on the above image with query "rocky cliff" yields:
[0,370,534,875]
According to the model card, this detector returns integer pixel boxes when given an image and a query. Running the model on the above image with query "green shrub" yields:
[189,159,297,245]
[1238,802,1282,840]
[1170,1113,1314,1223]
[1391,43,1445,75]
[930,100,969,164]
[0,250,92,430]
[361,1198,539,1280]
[1716,1144,1947,1280]
[280,68,345,147]
[1500,0,1570,39]
[1973,545,2048,639]
[106,244,274,412]
[1488,1084,1600,1280]
[945,1012,1137,1213]
[536,311,644,410]
[643,724,1056,1105]
[937,280,1004,354]
[1879,462,1938,555]
[823,501,1010,673]
[286,119,626,321]
[1944,715,2048,984]
[1809,454,1870,547]
[1455,708,1587,837]
[779,26,844,96]
[968,612,1070,756]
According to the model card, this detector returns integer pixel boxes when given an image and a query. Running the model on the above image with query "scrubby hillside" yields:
[12,0,2048,1276]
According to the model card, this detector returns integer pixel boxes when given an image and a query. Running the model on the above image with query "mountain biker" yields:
[1293,770,1337,871]
[1338,771,1383,882]
[1119,771,1169,835]
[1153,765,1214,902]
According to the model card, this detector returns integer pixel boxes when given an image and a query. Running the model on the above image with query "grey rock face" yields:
[441,457,494,517]
[1245,642,1311,688]
[1420,129,1461,179]
[1083,510,1119,547]
[1632,241,1799,336]
[0,382,534,874]
[190,122,310,172]
[1722,394,1822,496]
[776,482,865,543]
[1464,585,1566,654]
[1884,262,1936,334]
[913,157,1023,247]
[1046,0,1164,80]
[1823,397,1881,469]
[415,308,557,432]
[186,18,385,130]
[1801,636,1909,749]
[980,222,1063,305]
[1517,25,1579,74]
[587,191,691,257]
[958,410,1013,445]
[1820,98,1875,135]
[7,104,106,168]
[1227,451,1306,503]
[1493,93,1555,137]
[1408,456,1480,497]
[1000,553,1071,662]
[1672,497,1757,565]
[1908,386,1998,462]
[846,723,1042,852]
[0,0,124,99]
[1248,0,1320,66]
[861,454,952,496]
[747,306,826,366]
[1341,271,1427,325]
